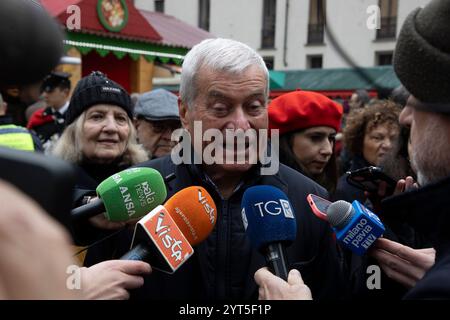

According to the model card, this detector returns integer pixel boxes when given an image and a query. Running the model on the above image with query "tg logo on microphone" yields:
[254,199,294,219]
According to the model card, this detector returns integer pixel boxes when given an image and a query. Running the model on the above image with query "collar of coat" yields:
[381,174,450,258]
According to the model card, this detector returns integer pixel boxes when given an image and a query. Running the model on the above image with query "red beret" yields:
[268,90,343,135]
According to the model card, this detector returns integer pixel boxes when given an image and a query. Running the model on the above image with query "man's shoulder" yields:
[276,163,328,197]
[405,252,450,299]
[135,155,176,174]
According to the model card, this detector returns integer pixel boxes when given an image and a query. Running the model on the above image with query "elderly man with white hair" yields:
[85,38,346,300]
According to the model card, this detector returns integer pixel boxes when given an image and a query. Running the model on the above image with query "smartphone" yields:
[0,147,76,230]
[307,194,331,221]
[346,166,396,195]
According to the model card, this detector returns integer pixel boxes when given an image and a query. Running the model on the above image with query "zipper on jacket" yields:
[216,200,229,299]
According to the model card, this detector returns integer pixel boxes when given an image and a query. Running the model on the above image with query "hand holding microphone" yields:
[80,260,152,300]
[369,238,435,288]
[254,267,312,300]
[121,186,217,274]
[241,185,297,281]
[71,167,167,225]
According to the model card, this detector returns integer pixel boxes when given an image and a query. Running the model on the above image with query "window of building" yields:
[263,56,275,70]
[261,0,277,49]
[376,0,398,39]
[307,0,326,44]
[154,0,164,13]
[307,55,323,69]
[198,0,210,31]
[376,51,393,65]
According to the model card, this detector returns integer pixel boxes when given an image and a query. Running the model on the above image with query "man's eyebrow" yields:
[245,92,266,100]
[207,90,265,100]
[207,90,229,100]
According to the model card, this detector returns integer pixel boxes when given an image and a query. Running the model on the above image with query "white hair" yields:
[179,38,269,108]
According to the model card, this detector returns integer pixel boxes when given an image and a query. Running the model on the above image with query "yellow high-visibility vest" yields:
[0,124,35,151]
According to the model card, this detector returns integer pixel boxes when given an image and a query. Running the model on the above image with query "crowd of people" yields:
[1,0,450,301]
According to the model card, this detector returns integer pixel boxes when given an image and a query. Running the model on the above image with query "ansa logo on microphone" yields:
[254,199,294,218]
[144,207,194,271]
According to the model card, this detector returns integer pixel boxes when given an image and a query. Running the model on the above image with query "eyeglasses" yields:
[150,120,182,133]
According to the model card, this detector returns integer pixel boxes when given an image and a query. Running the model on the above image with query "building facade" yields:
[134,0,430,70]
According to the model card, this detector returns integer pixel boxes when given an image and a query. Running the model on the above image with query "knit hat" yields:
[134,89,180,121]
[394,0,450,107]
[65,71,132,125]
[268,90,343,135]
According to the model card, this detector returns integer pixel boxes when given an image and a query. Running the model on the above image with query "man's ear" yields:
[63,88,71,98]
[133,118,140,129]
[178,98,191,131]
[0,102,7,114]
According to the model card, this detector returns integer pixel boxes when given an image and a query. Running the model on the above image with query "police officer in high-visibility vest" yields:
[0,93,42,152]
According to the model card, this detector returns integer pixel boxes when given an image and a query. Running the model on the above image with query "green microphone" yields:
[71,167,167,222]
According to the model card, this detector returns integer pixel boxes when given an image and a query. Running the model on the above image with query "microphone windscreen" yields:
[96,167,167,221]
[165,186,217,245]
[241,185,297,251]
[327,200,354,229]
[0,0,64,86]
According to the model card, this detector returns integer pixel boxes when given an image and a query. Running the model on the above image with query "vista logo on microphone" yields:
[155,212,184,261]
[253,199,294,219]
[140,206,194,272]
[198,188,216,225]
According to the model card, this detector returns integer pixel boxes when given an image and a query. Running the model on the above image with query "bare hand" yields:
[369,238,435,289]
[0,179,80,299]
[87,197,138,230]
[80,260,151,300]
[254,268,312,300]
[393,176,418,195]
[88,213,127,230]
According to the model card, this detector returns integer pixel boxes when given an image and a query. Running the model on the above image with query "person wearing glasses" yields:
[133,89,181,159]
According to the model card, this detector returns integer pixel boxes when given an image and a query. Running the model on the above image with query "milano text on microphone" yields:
[327,200,385,255]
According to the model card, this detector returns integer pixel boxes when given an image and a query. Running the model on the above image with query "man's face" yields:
[348,93,361,110]
[135,118,181,158]
[42,87,69,110]
[179,65,268,175]
[400,96,450,185]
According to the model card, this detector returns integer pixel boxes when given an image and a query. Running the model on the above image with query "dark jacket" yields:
[84,155,347,300]
[334,155,369,203]
[71,160,129,246]
[27,107,65,144]
[334,155,410,299]
[381,175,450,299]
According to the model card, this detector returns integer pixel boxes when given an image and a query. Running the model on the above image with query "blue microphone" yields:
[241,185,297,280]
[327,200,385,256]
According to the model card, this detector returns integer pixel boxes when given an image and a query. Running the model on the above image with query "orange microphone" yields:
[165,186,216,245]
[121,186,217,274]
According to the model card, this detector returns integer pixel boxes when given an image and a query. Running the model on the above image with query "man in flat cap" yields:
[133,89,181,158]
[27,71,71,152]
